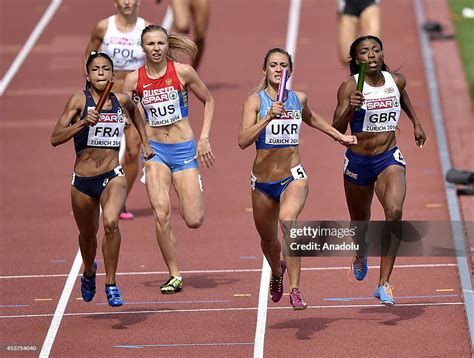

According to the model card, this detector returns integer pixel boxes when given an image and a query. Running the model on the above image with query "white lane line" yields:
[39,250,82,358]
[253,1,302,357]
[0,263,457,280]
[0,0,62,96]
[413,0,474,347]
[36,7,174,357]
[253,258,271,358]
[1,301,464,319]
[162,5,173,30]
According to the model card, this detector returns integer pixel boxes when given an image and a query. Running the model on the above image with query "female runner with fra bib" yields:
[84,0,151,220]
[333,36,426,305]
[123,25,215,294]
[239,48,356,310]
[50,52,153,306]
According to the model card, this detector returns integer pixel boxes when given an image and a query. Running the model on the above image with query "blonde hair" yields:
[141,24,197,62]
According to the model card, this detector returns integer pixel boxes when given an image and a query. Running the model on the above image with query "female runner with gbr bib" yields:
[50,52,154,306]
[84,0,151,220]
[332,36,426,305]
[123,25,215,294]
[239,48,356,310]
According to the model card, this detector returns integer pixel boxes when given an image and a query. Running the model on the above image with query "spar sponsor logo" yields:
[273,110,301,120]
[366,98,399,110]
[142,86,178,105]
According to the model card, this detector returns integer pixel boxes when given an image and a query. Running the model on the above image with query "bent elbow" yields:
[238,137,249,150]
[50,136,60,147]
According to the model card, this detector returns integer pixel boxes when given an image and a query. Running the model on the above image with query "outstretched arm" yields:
[299,92,357,146]
[177,63,215,168]
[394,73,426,148]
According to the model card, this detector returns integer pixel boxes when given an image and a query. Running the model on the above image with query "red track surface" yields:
[0,0,472,356]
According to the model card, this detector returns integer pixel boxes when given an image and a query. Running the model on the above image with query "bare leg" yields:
[172,168,204,229]
[71,187,100,276]
[336,14,358,65]
[359,4,381,38]
[122,125,141,198]
[252,190,281,277]
[100,175,127,284]
[171,0,191,33]
[279,179,308,290]
[375,165,406,286]
[144,162,180,277]
[189,0,209,69]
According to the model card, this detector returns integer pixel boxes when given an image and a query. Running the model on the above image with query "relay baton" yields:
[355,62,367,112]
[95,81,114,112]
[277,68,289,102]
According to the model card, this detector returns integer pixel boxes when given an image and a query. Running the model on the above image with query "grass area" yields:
[448,0,474,110]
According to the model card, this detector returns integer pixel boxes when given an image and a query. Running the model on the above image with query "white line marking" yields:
[0,0,62,96]
[253,258,270,358]
[35,7,174,356]
[162,6,173,30]
[0,263,457,280]
[1,301,464,320]
[39,250,82,358]
[253,1,302,357]
[414,0,474,346]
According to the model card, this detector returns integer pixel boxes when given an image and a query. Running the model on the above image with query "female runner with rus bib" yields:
[332,36,426,305]
[123,25,215,294]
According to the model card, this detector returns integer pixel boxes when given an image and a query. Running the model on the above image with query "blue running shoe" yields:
[351,255,368,281]
[351,241,368,281]
[105,285,124,307]
[374,282,395,306]
[81,261,97,302]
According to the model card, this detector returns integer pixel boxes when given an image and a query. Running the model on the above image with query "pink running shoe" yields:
[119,207,134,220]
[289,288,307,310]
[269,260,286,303]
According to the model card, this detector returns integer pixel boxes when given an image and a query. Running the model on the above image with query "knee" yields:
[153,207,171,229]
[185,214,203,229]
[79,232,96,243]
[124,144,140,159]
[385,206,402,221]
[103,217,119,235]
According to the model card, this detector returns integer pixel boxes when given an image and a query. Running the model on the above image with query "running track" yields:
[0,0,472,356]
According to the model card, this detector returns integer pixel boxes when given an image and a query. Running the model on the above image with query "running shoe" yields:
[351,241,368,281]
[289,288,307,310]
[160,276,183,294]
[374,282,395,306]
[80,261,97,302]
[119,207,134,220]
[269,260,286,303]
[105,285,124,307]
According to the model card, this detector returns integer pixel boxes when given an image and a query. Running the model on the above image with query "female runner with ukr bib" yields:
[239,48,356,310]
